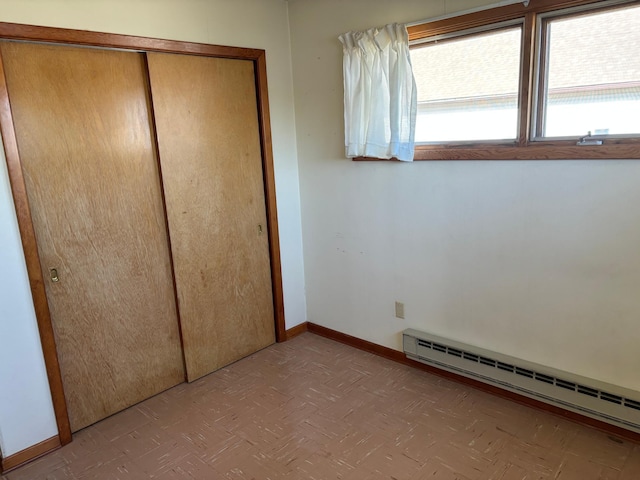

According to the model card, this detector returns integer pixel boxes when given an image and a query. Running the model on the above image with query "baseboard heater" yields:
[403,328,640,434]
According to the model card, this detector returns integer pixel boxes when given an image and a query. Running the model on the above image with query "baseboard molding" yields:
[1,435,61,473]
[285,322,308,340]
[3,324,634,474]
[306,323,640,444]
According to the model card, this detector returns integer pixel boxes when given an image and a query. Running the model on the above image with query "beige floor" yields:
[3,332,640,479]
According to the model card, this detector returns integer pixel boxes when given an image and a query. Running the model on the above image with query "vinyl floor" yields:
[3,332,640,479]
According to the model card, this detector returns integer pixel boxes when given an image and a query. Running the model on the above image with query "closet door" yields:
[147,53,275,381]
[1,42,185,431]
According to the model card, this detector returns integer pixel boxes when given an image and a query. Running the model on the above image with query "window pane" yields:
[411,27,522,143]
[542,4,640,138]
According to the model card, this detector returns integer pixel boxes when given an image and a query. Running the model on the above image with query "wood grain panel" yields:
[254,52,287,343]
[407,0,606,42]
[517,13,536,146]
[0,48,71,444]
[147,53,276,381]
[350,142,640,161]
[0,22,263,60]
[1,41,185,432]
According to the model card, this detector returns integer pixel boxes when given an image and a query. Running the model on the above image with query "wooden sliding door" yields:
[147,53,276,381]
[1,42,185,431]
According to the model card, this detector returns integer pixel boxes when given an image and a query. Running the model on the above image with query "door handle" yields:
[50,268,60,282]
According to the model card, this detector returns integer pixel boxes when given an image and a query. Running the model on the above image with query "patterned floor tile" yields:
[4,333,639,480]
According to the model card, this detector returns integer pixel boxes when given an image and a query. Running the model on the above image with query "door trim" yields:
[0,47,73,445]
[0,22,286,448]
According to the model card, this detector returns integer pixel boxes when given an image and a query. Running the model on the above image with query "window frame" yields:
[411,20,525,145]
[395,0,640,161]
[532,1,640,141]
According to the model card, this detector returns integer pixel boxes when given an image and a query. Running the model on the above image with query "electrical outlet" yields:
[395,301,405,319]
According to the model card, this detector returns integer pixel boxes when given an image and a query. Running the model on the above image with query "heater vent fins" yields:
[414,337,640,417]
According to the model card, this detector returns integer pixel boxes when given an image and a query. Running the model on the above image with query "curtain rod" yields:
[405,0,530,27]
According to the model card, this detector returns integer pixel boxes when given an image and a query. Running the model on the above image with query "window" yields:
[412,25,522,143]
[407,0,640,160]
[536,3,640,139]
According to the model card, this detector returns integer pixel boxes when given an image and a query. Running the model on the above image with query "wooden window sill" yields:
[352,141,640,161]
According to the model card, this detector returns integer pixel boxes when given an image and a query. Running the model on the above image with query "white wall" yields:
[0,140,59,458]
[288,0,640,392]
[0,0,306,457]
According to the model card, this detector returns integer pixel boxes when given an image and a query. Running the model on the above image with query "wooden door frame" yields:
[0,22,287,448]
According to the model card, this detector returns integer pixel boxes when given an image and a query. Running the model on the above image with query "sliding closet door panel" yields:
[1,42,185,431]
[147,53,275,381]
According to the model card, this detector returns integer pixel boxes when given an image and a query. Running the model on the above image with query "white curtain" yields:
[339,23,417,162]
